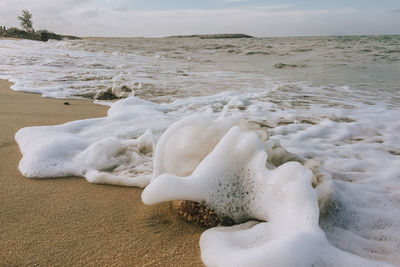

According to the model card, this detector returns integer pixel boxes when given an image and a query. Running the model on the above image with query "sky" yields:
[0,0,399,37]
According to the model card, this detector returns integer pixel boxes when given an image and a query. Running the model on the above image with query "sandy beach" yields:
[0,79,204,266]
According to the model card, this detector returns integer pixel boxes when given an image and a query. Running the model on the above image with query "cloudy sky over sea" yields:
[1,0,399,37]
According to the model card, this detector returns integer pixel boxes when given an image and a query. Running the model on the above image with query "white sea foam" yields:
[200,221,391,267]
[15,97,171,186]
[14,88,400,265]
[3,37,400,266]
[152,113,268,179]
[143,116,393,266]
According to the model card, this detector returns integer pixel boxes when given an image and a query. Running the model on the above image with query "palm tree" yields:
[17,10,33,32]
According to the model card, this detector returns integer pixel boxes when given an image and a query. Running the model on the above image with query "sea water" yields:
[1,36,399,266]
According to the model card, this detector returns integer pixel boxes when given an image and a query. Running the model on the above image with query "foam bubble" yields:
[152,113,268,179]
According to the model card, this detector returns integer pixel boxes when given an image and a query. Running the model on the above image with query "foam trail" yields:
[142,115,394,266]
[15,97,173,187]
[85,171,150,187]
[200,221,391,267]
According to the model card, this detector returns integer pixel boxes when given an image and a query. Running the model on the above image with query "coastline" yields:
[0,79,204,266]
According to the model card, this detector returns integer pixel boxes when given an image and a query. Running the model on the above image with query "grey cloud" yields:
[81,9,100,18]
[113,7,128,12]
[1,1,400,37]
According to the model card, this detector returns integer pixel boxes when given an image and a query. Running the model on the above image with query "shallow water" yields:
[1,36,399,102]
[1,36,400,266]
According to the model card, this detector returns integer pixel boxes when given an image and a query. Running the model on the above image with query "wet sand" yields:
[0,79,204,266]
[0,37,20,41]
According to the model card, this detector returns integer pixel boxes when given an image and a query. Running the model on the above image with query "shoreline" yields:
[0,79,204,266]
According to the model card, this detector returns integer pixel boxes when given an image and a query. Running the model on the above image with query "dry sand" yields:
[0,79,204,266]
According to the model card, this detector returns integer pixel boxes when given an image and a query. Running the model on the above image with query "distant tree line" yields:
[0,10,79,42]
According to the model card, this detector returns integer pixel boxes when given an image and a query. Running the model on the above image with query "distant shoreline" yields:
[0,26,80,42]
[166,33,254,39]
[81,34,400,40]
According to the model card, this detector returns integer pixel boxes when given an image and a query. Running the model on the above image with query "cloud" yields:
[78,7,397,37]
[80,9,100,18]
[0,1,399,37]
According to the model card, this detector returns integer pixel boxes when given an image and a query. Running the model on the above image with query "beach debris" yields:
[175,200,234,227]
[245,51,270,55]
[63,102,70,105]
[93,83,136,100]
[111,84,135,98]
[273,63,307,69]
[94,89,119,100]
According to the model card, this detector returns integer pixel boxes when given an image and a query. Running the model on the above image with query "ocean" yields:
[1,35,399,266]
